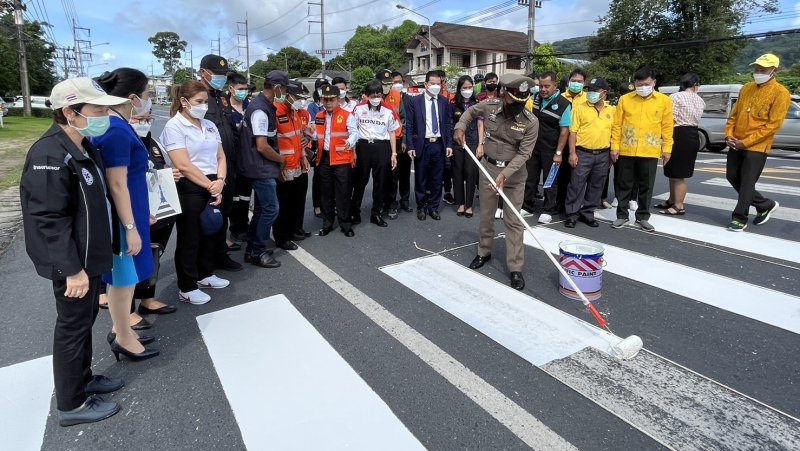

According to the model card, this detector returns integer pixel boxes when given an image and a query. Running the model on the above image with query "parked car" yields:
[12,95,50,109]
[659,84,800,152]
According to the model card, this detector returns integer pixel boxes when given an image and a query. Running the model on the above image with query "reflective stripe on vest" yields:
[274,103,308,170]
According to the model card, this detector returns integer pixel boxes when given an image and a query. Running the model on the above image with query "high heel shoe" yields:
[456,210,465,217]
[465,210,473,218]
[106,332,155,345]
[109,340,159,362]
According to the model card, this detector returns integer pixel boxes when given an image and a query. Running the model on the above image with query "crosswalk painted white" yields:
[653,192,800,223]
[196,295,425,451]
[0,355,53,451]
[702,177,800,196]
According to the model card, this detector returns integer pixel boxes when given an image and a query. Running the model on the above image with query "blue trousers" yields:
[414,140,444,212]
[246,177,279,256]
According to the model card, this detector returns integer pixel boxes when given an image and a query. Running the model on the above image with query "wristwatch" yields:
[555,150,563,156]
[123,223,136,231]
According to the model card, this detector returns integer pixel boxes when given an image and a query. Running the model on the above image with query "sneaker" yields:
[443,192,455,205]
[727,220,747,232]
[611,218,629,228]
[494,208,503,219]
[611,198,619,207]
[753,201,779,226]
[538,213,552,224]
[636,219,655,232]
[179,289,211,305]
[197,275,230,289]
[520,209,534,217]
[602,200,613,209]
[629,200,639,211]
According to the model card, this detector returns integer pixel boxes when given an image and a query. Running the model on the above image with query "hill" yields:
[734,33,800,72]
[550,36,592,57]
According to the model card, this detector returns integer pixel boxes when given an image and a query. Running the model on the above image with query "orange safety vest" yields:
[274,102,310,170]
[314,107,354,166]
[383,90,403,138]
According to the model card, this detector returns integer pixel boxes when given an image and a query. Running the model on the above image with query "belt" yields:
[577,146,610,155]
[425,137,441,143]
[486,157,512,168]
[358,139,390,144]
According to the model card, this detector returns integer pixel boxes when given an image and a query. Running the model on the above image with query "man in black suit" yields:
[405,70,453,220]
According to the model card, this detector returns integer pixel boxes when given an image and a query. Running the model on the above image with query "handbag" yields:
[136,243,163,290]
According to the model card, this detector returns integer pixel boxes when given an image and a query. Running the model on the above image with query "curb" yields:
[0,186,22,257]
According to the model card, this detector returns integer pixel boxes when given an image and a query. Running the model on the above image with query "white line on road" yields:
[0,355,53,451]
[694,158,729,164]
[289,247,577,450]
[653,192,800,223]
[702,177,800,196]
[197,295,424,451]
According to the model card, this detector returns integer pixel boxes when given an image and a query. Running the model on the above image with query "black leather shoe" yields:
[351,214,362,225]
[252,252,281,268]
[417,210,427,220]
[318,226,334,236]
[342,229,355,237]
[510,272,525,290]
[278,241,299,251]
[137,304,177,315]
[400,204,413,212]
[386,209,398,220]
[84,374,124,395]
[131,317,152,331]
[106,332,155,345]
[565,219,577,228]
[371,215,388,227]
[58,395,120,427]
[429,210,441,220]
[109,340,159,362]
[218,255,243,272]
[468,254,491,269]
[580,217,600,228]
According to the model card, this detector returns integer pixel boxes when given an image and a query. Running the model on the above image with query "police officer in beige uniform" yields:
[454,74,538,290]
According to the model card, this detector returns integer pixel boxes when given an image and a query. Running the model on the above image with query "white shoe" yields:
[611,198,619,207]
[197,275,230,289]
[494,208,503,219]
[520,209,534,217]
[629,200,639,211]
[602,200,613,209]
[179,289,211,305]
[538,213,552,224]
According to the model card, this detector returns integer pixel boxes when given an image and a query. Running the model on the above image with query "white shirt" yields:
[160,113,221,175]
[250,109,275,137]
[424,94,441,139]
[352,103,400,141]
[339,99,357,113]
[315,109,359,151]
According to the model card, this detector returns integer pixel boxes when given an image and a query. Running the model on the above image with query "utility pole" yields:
[518,0,541,72]
[13,0,31,116]
[184,45,194,77]
[211,35,221,56]
[237,14,251,83]
[72,19,92,77]
[309,0,330,78]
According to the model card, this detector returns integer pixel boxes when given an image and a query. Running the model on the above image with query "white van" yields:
[12,96,49,109]
[659,84,800,152]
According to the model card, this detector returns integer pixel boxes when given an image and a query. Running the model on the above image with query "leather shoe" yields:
[510,272,525,290]
[106,332,155,345]
[468,254,491,269]
[417,209,426,220]
[131,317,152,331]
[565,219,577,228]
[342,229,355,237]
[400,204,413,212]
[137,304,177,315]
[429,210,441,220]
[84,375,124,395]
[580,217,600,228]
[371,215,388,227]
[58,395,120,427]
[278,240,299,251]
[318,226,334,236]
[218,255,243,272]
[252,252,281,268]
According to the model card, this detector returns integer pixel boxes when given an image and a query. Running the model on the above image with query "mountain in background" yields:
[550,36,592,57]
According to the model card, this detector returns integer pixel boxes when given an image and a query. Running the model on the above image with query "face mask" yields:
[369,97,382,107]
[339,90,347,99]
[71,112,111,137]
[586,92,602,104]
[131,122,152,137]
[530,86,540,94]
[132,95,152,116]
[233,90,248,102]
[753,72,773,84]
[208,73,227,91]
[274,88,286,104]
[460,89,474,99]
[505,102,525,116]
[636,85,654,97]
[291,99,307,111]
[427,84,441,96]
[392,83,403,91]
[485,83,498,92]
[568,82,584,94]
[185,102,208,120]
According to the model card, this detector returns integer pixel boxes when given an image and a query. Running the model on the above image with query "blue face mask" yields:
[587,91,602,104]
[568,81,584,94]
[209,74,227,91]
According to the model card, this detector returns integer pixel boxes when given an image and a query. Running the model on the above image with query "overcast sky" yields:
[29,0,800,77]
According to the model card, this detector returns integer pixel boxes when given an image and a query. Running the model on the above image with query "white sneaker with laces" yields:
[520,209,534,217]
[629,200,639,211]
[197,275,230,289]
[494,208,503,219]
[179,289,211,305]
[538,213,552,224]
[611,198,618,207]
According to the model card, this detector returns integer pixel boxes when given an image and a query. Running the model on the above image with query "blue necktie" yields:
[430,97,439,135]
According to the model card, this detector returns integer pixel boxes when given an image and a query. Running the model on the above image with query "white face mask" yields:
[635,85,654,97]
[291,99,307,111]
[460,89,473,99]
[369,97,382,107]
[753,72,773,85]
[392,83,403,91]
[338,90,347,99]
[131,122,152,137]
[132,94,152,116]
[185,102,208,120]
[427,84,441,96]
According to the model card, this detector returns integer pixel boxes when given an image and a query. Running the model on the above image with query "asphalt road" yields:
[1,105,798,450]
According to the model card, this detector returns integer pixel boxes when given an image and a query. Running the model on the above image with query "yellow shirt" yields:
[570,100,616,150]
[562,89,586,104]
[724,79,791,153]
[611,91,674,158]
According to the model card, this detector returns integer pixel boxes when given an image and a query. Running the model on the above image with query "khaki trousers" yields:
[477,161,527,272]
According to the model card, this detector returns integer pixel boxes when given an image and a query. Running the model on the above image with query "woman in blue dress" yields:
[93,68,159,362]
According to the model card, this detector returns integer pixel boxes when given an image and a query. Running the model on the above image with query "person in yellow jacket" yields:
[610,67,674,232]
[724,53,791,232]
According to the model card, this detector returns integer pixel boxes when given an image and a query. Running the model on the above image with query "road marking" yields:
[289,247,577,450]
[0,356,53,451]
[702,177,800,196]
[694,168,800,182]
[197,295,425,451]
[778,166,800,170]
[522,228,800,334]
[653,192,800,223]
[694,158,728,164]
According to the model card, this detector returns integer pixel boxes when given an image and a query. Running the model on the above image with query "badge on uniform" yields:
[81,168,94,185]
[315,117,325,125]
[336,115,343,124]
[552,104,559,111]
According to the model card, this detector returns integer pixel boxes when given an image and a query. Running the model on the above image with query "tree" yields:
[148,31,187,77]
[335,20,419,73]
[349,66,375,96]
[531,44,565,76]
[433,63,464,92]
[173,68,191,84]
[250,47,321,79]
[0,12,57,96]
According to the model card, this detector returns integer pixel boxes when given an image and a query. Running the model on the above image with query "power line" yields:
[251,1,305,31]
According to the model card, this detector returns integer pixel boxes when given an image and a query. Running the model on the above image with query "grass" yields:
[0,116,52,190]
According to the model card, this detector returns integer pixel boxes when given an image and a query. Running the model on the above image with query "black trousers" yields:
[52,276,101,411]
[229,175,251,237]
[273,172,309,244]
[385,151,412,209]
[352,141,392,217]
[614,156,658,221]
[312,167,322,209]
[133,220,174,302]
[452,145,478,208]
[319,151,353,231]
[525,147,558,213]
[443,157,453,193]
[726,148,773,222]
[175,178,216,292]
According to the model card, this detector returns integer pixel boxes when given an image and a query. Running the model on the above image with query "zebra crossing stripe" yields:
[702,177,800,196]
[653,192,800,223]
[0,356,53,451]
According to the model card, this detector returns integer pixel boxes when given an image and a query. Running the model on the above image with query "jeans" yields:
[246,177,279,256]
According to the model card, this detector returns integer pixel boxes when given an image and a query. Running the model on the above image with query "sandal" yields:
[654,200,674,209]
[659,206,686,216]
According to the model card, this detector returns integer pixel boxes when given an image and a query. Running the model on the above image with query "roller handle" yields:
[586,303,609,329]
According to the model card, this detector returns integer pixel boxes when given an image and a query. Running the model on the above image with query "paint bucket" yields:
[558,240,605,302]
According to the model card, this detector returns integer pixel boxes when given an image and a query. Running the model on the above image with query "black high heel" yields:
[106,332,155,345]
[109,340,159,362]
[465,210,473,218]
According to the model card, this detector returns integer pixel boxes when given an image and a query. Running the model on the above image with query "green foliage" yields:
[716,72,800,94]
[349,66,375,96]
[6,107,53,118]
[250,47,321,79]
[551,36,592,56]
[531,44,565,76]
[733,34,800,73]
[173,68,191,84]
[336,20,419,72]
[433,64,464,91]
[0,13,57,97]
[148,31,187,76]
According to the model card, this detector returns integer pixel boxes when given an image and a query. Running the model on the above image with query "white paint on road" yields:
[694,158,729,164]
[197,295,425,451]
[0,355,53,451]
[288,248,577,451]
[653,192,800,223]
[702,177,800,196]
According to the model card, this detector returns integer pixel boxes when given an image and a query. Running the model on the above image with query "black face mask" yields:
[505,102,525,116]
[485,83,498,92]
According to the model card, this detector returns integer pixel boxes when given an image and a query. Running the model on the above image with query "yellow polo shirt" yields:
[562,89,586,104]
[611,91,674,158]
[724,79,791,153]
[570,100,615,150]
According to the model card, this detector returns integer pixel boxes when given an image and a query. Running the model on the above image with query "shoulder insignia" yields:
[522,110,535,121]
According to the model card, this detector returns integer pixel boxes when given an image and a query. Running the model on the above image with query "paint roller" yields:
[461,144,643,360]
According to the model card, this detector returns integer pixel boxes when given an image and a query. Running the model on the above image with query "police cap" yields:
[377,69,393,84]
[319,84,340,98]
[200,54,229,74]
[287,80,308,98]
[499,74,535,102]
[267,70,290,86]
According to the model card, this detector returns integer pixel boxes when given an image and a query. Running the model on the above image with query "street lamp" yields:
[266,48,289,73]
[396,4,433,71]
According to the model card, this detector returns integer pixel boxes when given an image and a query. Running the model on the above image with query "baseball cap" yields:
[287,80,308,98]
[319,85,340,98]
[200,203,223,235]
[200,54,229,74]
[587,77,609,91]
[750,53,780,68]
[49,77,128,110]
[267,70,290,86]
[499,74,534,103]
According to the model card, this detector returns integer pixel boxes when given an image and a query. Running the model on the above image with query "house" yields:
[403,22,537,82]
[297,69,354,94]
[148,75,173,104]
